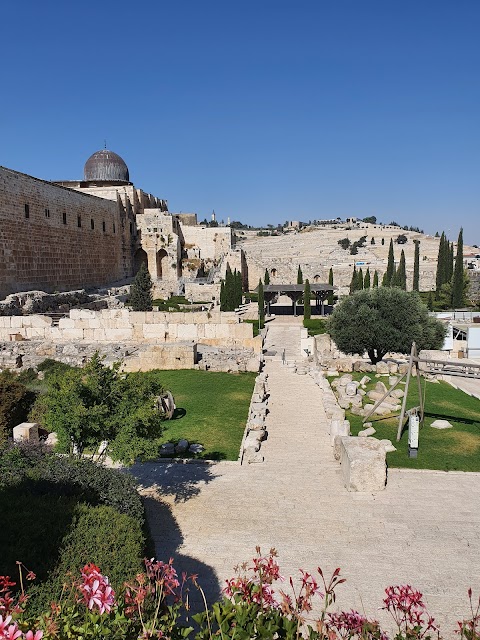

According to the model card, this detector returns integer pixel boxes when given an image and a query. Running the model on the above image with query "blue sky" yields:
[1,1,479,243]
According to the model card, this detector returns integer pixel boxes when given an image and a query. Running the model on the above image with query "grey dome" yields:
[84,149,130,182]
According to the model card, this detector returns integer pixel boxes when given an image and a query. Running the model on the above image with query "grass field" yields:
[156,369,256,460]
[332,372,480,472]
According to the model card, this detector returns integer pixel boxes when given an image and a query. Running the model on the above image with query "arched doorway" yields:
[270,268,277,277]
[314,274,321,283]
[156,249,168,278]
[133,248,148,274]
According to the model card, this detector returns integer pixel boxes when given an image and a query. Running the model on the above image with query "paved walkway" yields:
[131,324,480,634]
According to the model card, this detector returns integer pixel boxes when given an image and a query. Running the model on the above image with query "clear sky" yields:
[1,1,479,244]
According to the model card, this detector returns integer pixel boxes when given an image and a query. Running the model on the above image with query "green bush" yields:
[27,504,145,614]
[0,371,34,442]
[0,446,148,616]
[37,358,76,379]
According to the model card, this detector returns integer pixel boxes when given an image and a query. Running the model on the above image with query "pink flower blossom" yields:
[78,564,115,615]
[24,632,43,640]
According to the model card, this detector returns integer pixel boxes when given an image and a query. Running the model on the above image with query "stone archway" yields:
[134,248,148,274]
[270,268,277,277]
[314,274,321,283]
[156,249,168,278]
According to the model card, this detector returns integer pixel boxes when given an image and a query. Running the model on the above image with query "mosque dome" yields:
[84,149,130,182]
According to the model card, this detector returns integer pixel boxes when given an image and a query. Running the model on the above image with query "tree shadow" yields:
[171,407,187,420]
[141,493,222,611]
[128,460,218,503]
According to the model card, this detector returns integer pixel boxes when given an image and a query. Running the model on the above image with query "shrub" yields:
[0,372,34,442]
[28,504,145,613]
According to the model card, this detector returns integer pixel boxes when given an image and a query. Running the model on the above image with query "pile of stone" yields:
[159,440,205,457]
[242,372,269,464]
[330,374,404,418]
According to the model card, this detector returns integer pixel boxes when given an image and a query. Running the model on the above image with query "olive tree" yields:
[328,288,446,364]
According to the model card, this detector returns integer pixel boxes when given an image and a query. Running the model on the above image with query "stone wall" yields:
[184,282,221,302]
[0,309,261,352]
[468,271,480,304]
[181,225,233,261]
[0,167,128,299]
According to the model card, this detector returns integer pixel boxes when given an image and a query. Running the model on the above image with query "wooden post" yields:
[362,371,408,423]
[397,342,416,442]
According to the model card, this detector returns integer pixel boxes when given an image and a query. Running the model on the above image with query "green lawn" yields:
[331,372,480,472]
[156,370,256,460]
[303,318,327,336]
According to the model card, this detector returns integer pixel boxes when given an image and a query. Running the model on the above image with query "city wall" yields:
[0,167,128,299]
[0,309,260,352]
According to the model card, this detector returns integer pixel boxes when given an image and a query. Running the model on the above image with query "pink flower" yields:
[24,632,43,640]
[0,622,22,640]
[78,565,116,615]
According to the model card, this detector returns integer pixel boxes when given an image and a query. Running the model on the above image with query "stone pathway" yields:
[131,324,480,634]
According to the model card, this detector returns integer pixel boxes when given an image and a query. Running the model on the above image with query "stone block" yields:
[376,361,389,374]
[340,436,386,492]
[13,422,39,443]
[331,419,350,445]
[358,426,376,437]
[430,419,453,429]
[58,318,75,329]
[345,382,358,396]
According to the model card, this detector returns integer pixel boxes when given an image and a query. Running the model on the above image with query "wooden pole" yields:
[397,342,416,442]
[362,371,408,423]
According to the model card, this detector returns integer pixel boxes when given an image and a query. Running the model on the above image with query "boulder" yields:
[345,382,358,396]
[160,442,175,456]
[376,362,389,374]
[338,374,353,386]
[359,376,371,387]
[339,437,387,492]
[338,396,352,409]
[391,389,405,399]
[358,426,376,437]
[430,419,453,429]
[378,438,397,453]
[350,394,363,408]
[189,443,205,454]
[389,376,398,387]
[375,381,388,394]
[175,439,189,454]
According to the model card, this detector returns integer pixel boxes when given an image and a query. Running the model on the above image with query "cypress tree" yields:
[234,269,243,308]
[451,228,465,308]
[427,290,435,311]
[328,268,334,305]
[303,279,311,320]
[448,242,454,282]
[364,267,371,289]
[370,237,375,245]
[413,240,420,291]
[257,279,265,325]
[349,266,357,294]
[396,249,407,289]
[224,264,236,310]
[129,263,153,311]
[264,269,270,285]
[373,270,379,287]
[382,239,395,286]
[435,232,447,294]
[297,265,303,284]
[381,238,385,245]
[220,279,226,310]
[357,268,364,290]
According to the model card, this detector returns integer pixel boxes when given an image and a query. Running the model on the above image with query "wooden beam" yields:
[397,342,416,442]
[362,371,408,423]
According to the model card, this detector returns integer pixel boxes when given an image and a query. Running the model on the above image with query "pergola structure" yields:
[263,283,335,316]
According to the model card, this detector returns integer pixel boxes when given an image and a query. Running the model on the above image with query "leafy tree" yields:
[452,228,465,308]
[129,263,153,311]
[382,239,396,286]
[328,268,334,305]
[413,240,420,292]
[362,216,377,224]
[350,244,358,255]
[373,270,379,287]
[37,354,166,462]
[264,269,270,285]
[364,268,371,289]
[396,234,408,244]
[297,265,303,284]
[427,290,435,311]
[257,280,265,325]
[303,279,311,320]
[337,238,351,250]
[328,288,447,364]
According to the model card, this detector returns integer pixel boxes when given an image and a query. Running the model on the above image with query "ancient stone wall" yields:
[468,271,480,304]
[0,167,128,299]
[181,225,233,261]
[0,308,261,352]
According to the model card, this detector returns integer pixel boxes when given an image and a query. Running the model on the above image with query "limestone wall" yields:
[0,309,260,351]
[0,167,128,299]
[184,282,221,302]
[181,225,233,261]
